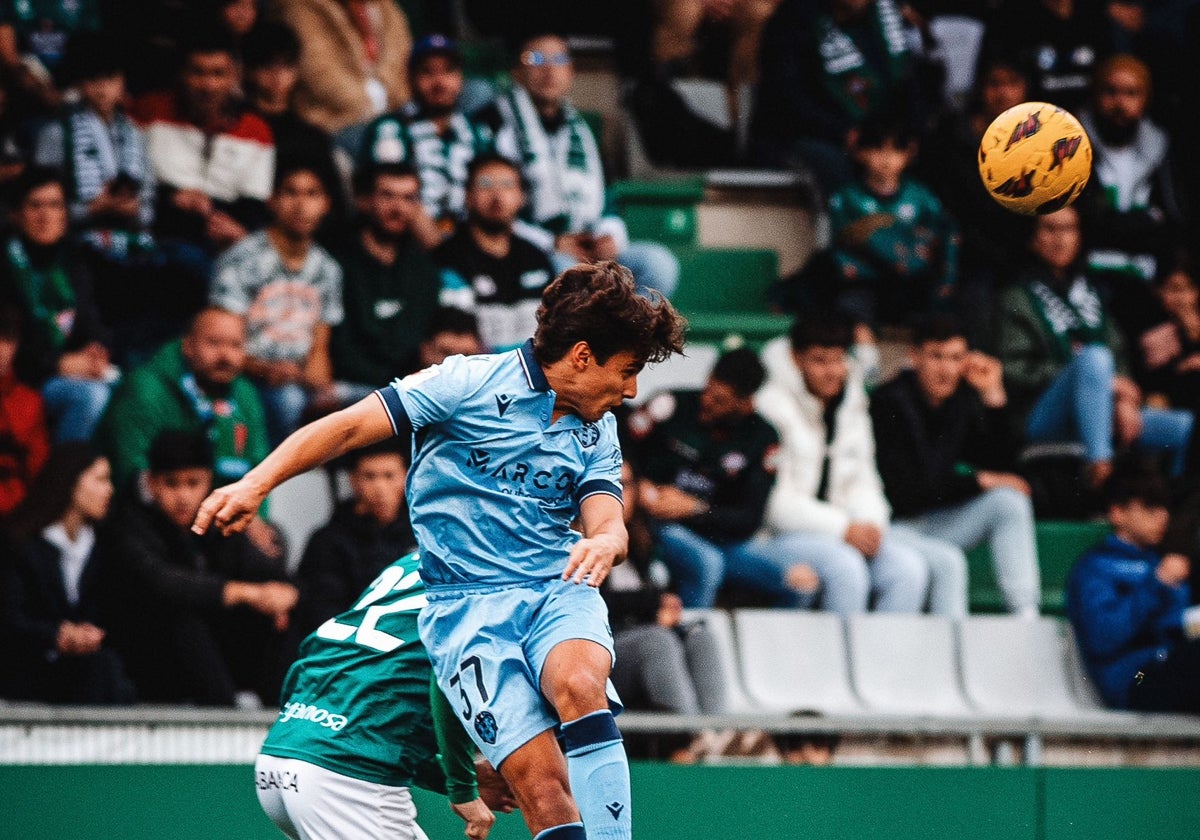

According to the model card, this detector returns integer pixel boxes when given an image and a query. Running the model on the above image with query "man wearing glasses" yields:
[474,34,680,299]
[434,153,555,352]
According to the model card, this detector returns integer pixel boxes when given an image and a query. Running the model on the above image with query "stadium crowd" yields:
[1,0,1200,752]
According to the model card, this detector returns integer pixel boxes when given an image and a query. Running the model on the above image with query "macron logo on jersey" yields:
[496,393,515,417]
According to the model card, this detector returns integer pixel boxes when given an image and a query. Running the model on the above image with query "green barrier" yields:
[3,764,1194,839]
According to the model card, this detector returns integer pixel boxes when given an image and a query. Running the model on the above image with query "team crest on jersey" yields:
[1004,111,1042,151]
[573,423,601,448]
[474,710,499,744]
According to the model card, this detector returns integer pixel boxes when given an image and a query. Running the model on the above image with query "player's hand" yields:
[475,758,516,813]
[451,798,495,840]
[563,533,624,587]
[193,478,268,536]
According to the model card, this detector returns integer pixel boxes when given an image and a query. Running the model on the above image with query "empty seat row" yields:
[683,609,1116,721]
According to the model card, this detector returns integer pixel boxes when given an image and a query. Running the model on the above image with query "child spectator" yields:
[435,154,555,352]
[210,161,342,444]
[292,439,416,638]
[475,33,679,298]
[997,206,1193,487]
[0,301,48,517]
[1067,460,1200,712]
[330,163,442,390]
[0,444,135,704]
[277,0,413,134]
[0,167,114,442]
[827,110,958,342]
[106,430,297,707]
[417,305,485,368]
[133,27,274,257]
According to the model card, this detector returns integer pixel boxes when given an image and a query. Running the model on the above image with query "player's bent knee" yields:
[547,668,608,719]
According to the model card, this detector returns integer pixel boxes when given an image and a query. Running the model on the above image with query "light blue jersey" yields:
[374,340,623,588]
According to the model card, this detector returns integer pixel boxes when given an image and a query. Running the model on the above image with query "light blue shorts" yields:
[418,577,620,767]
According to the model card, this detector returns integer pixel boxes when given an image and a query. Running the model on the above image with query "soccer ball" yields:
[977,102,1092,215]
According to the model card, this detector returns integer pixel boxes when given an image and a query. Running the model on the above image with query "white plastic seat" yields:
[267,469,334,574]
[733,609,862,715]
[929,15,985,108]
[680,609,755,712]
[847,614,972,716]
[958,616,1084,718]
[1060,623,1108,712]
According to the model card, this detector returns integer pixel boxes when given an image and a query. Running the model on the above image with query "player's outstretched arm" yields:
[564,493,628,586]
[192,395,395,537]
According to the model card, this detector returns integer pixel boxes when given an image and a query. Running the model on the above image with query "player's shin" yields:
[560,711,631,840]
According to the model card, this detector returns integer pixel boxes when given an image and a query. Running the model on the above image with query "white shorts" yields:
[254,754,429,840]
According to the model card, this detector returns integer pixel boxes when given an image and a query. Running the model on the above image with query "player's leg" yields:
[496,729,585,838]
[542,638,632,840]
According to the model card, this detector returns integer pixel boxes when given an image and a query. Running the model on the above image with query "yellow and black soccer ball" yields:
[978,101,1092,215]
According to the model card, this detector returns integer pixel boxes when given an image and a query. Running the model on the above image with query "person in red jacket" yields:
[0,302,49,518]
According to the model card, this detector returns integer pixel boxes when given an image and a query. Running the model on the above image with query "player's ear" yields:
[569,341,592,370]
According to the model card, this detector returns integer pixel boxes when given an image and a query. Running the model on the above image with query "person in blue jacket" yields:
[1067,460,1200,712]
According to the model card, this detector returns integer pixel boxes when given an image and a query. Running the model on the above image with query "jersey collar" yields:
[518,339,551,392]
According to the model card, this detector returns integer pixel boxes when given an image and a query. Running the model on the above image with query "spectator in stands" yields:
[0,444,135,704]
[918,55,1034,348]
[996,206,1194,488]
[34,33,156,254]
[977,0,1115,115]
[242,22,345,234]
[1068,460,1200,712]
[826,110,958,340]
[133,28,274,256]
[417,305,485,368]
[210,161,342,444]
[358,35,491,245]
[0,302,48,518]
[604,459,731,763]
[293,440,416,638]
[331,163,442,389]
[0,167,114,442]
[107,430,297,706]
[1078,54,1184,341]
[749,0,920,189]
[277,0,412,135]
[627,348,820,609]
[213,0,257,40]
[872,315,1041,617]
[0,0,100,108]
[1138,259,1200,420]
[475,34,680,299]
[756,314,953,615]
[435,154,555,352]
[95,307,269,494]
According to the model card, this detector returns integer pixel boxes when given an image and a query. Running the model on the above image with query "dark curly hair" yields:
[532,261,687,366]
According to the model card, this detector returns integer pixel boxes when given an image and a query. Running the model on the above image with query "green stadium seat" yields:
[611,177,705,246]
[966,520,1110,614]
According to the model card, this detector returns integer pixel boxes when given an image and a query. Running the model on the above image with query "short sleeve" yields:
[576,413,623,506]
[376,353,478,434]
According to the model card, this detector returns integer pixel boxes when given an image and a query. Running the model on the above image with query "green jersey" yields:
[261,553,475,799]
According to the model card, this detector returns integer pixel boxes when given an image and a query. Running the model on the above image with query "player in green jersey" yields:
[255,551,510,839]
